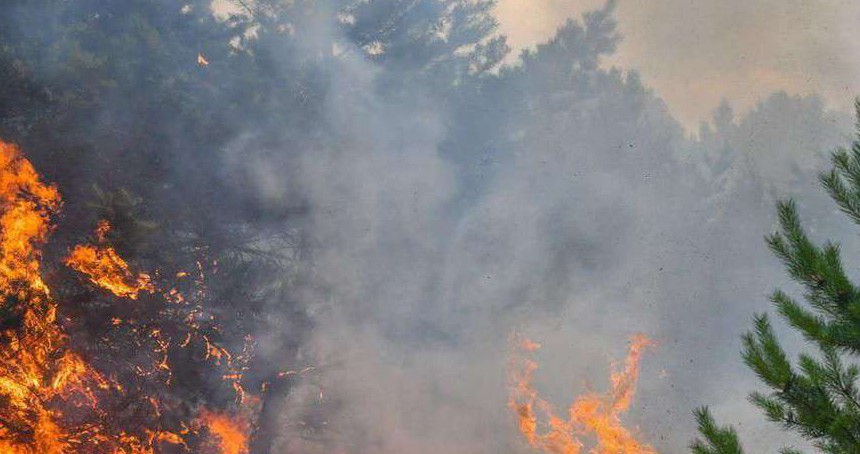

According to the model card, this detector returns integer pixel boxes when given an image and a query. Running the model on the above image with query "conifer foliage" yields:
[692,102,860,454]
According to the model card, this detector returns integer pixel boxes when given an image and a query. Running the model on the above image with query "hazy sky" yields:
[494,0,860,129]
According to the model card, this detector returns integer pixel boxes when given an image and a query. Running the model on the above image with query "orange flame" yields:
[509,334,657,454]
[0,139,107,453]
[199,410,250,454]
[65,220,155,299]
[0,138,257,453]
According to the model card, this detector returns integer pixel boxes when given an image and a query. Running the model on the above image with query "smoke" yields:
[495,0,860,129]
[255,7,855,454]
[0,0,857,453]
[223,6,832,454]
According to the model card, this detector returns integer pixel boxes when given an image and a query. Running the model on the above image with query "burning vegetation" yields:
[509,334,656,454]
[0,138,255,453]
[65,220,155,300]
[0,134,659,453]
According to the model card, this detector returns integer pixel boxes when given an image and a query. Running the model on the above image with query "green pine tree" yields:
[691,101,860,454]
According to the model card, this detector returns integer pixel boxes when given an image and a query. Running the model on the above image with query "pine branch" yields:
[690,407,745,454]
[692,99,860,454]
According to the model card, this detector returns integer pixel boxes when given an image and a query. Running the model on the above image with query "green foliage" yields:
[691,102,860,454]
[691,407,744,454]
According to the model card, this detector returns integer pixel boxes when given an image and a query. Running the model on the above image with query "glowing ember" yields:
[0,138,256,453]
[65,220,155,299]
[509,333,656,454]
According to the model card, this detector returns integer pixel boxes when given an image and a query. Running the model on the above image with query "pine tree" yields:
[692,101,860,454]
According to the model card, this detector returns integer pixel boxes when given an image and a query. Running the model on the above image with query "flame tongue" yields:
[509,334,656,454]
[0,139,59,296]
[65,220,155,299]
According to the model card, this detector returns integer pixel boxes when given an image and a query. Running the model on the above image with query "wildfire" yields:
[0,138,254,453]
[65,220,155,299]
[509,334,656,454]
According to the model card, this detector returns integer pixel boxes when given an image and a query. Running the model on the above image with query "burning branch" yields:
[65,221,155,300]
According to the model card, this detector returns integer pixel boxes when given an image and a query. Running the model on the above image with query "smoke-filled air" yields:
[0,0,859,453]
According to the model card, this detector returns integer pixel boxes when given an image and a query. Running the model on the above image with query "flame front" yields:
[0,138,257,453]
[0,138,104,453]
[509,334,657,454]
